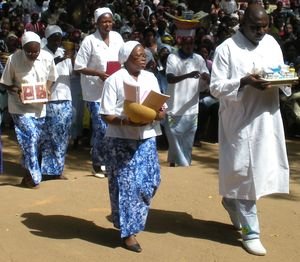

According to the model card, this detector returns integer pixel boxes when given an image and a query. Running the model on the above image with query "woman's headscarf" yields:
[21,31,41,47]
[45,25,63,39]
[94,7,112,22]
[118,41,140,64]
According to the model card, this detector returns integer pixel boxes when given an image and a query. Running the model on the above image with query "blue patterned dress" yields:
[105,137,160,238]
[11,114,46,184]
[86,101,107,168]
[100,67,163,239]
[41,101,72,176]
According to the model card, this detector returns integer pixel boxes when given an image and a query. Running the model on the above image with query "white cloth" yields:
[118,40,140,64]
[165,52,209,115]
[21,31,41,46]
[100,68,162,140]
[94,7,112,22]
[210,31,290,200]
[43,46,73,101]
[74,30,124,102]
[0,49,58,117]
[45,25,63,39]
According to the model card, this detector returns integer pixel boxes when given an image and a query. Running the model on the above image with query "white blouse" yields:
[0,49,58,118]
[100,68,162,140]
[74,30,124,102]
[43,46,73,101]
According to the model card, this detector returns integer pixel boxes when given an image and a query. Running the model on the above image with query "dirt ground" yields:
[0,129,300,262]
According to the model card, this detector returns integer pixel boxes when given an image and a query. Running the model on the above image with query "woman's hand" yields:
[122,118,149,126]
[155,108,166,121]
[5,85,21,94]
[99,71,110,82]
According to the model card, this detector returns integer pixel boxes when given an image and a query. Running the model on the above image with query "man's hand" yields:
[240,74,272,90]
[188,71,201,79]
[200,72,210,82]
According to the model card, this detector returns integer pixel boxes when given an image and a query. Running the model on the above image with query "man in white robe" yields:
[210,4,290,256]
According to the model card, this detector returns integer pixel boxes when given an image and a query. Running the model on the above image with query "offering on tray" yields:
[260,65,299,86]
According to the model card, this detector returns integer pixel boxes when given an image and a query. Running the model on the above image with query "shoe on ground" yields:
[242,239,267,256]
[92,166,106,178]
[122,236,142,253]
[20,176,39,189]
[221,198,242,230]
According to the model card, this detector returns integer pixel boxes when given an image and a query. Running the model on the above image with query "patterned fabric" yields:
[0,85,8,125]
[70,75,84,139]
[164,114,198,166]
[41,101,72,176]
[86,101,107,167]
[11,114,45,185]
[105,137,161,238]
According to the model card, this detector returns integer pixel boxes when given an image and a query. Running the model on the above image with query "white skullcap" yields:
[21,31,41,47]
[118,41,140,64]
[94,7,113,22]
[45,25,63,39]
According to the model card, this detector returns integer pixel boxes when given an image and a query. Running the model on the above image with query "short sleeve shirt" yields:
[0,49,58,117]
[74,30,124,102]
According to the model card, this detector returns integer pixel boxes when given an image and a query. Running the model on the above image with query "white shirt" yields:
[100,68,162,140]
[43,46,73,101]
[165,51,209,116]
[0,49,57,118]
[210,31,289,200]
[74,30,124,102]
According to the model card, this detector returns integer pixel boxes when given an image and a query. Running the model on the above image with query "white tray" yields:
[261,77,299,86]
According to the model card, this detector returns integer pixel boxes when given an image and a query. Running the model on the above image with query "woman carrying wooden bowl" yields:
[100,41,166,253]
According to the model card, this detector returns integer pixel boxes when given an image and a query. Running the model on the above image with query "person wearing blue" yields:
[74,7,124,178]
[42,25,73,179]
[0,31,57,188]
[100,41,166,252]
[164,33,210,167]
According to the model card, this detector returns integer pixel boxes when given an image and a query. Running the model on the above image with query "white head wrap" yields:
[45,25,63,39]
[21,31,41,47]
[118,41,140,64]
[94,7,113,22]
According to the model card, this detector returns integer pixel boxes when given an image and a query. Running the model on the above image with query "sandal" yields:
[20,175,39,189]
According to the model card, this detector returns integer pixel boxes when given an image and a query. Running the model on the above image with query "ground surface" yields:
[0,129,299,262]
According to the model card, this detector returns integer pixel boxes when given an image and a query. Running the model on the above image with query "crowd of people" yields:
[0,0,298,256]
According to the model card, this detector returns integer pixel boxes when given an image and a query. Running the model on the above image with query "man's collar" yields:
[178,49,193,59]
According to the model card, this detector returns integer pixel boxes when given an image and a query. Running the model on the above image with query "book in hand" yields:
[20,82,48,104]
[123,81,169,123]
[123,81,170,111]
[106,61,121,76]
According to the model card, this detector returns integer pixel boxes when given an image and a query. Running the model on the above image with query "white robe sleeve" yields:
[209,44,242,101]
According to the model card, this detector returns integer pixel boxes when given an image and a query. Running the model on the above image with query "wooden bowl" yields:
[173,19,201,30]
[123,100,157,123]
[165,12,200,30]
[62,41,75,51]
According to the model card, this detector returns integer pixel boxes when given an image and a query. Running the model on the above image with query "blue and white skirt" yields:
[105,136,161,238]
